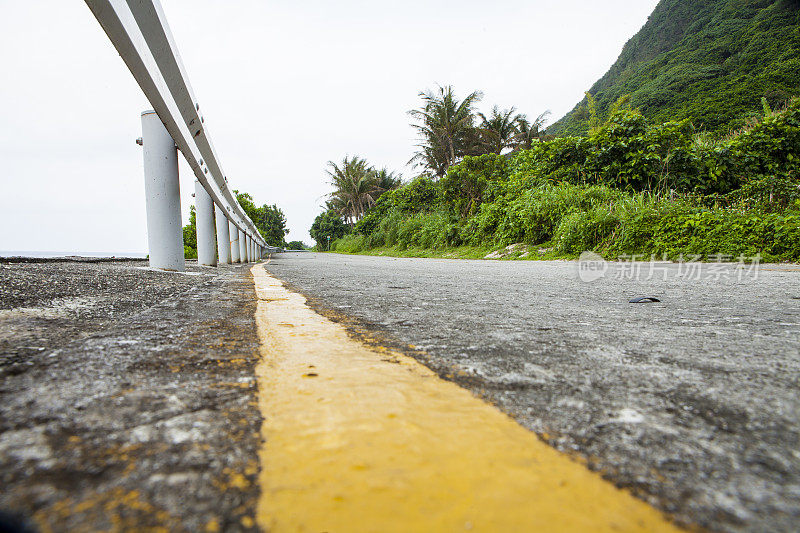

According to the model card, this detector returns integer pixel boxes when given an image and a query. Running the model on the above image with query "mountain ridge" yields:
[548,0,800,136]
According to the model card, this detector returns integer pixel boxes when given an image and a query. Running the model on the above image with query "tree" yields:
[511,111,551,151]
[310,209,348,250]
[259,204,290,247]
[373,168,402,200]
[326,156,381,226]
[286,240,308,250]
[478,106,523,154]
[182,205,197,259]
[181,191,288,256]
[408,144,449,180]
[234,191,289,247]
[409,85,483,177]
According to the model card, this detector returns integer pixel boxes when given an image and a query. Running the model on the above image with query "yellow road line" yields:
[252,265,680,532]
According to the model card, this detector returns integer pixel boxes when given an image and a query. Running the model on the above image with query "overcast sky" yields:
[0,0,659,253]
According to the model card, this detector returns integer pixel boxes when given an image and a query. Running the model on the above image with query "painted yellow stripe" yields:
[252,265,680,532]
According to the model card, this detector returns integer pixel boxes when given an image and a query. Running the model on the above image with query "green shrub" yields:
[642,208,800,261]
[440,154,510,217]
[507,137,588,188]
[496,184,621,245]
[310,210,349,250]
[331,233,367,254]
[554,206,621,254]
[356,177,440,235]
[395,211,460,249]
[320,100,800,262]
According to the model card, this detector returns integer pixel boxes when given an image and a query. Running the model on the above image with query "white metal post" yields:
[194,180,217,266]
[245,235,250,262]
[141,110,184,271]
[248,236,253,262]
[215,204,231,264]
[239,229,247,263]
[229,221,240,263]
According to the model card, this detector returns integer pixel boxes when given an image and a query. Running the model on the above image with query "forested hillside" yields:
[549,0,800,136]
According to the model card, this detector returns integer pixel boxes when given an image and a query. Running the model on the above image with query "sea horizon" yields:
[0,250,147,259]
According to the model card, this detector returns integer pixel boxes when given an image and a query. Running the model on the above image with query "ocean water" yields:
[0,251,147,259]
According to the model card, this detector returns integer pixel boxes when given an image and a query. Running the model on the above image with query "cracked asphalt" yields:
[0,259,261,532]
[264,252,800,533]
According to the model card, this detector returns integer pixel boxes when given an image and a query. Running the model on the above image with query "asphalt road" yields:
[0,260,261,532]
[264,252,800,533]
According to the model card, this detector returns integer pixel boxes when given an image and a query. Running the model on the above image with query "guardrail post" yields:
[248,236,253,262]
[215,205,231,264]
[229,221,241,263]
[245,235,250,262]
[239,229,248,263]
[140,110,184,271]
[194,180,217,266]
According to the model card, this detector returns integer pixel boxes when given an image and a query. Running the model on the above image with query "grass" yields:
[328,245,490,260]
[325,243,586,261]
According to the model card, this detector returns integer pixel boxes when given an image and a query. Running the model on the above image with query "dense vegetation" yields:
[332,100,800,262]
[313,0,800,262]
[549,0,800,136]
[183,190,288,258]
[309,157,403,249]
[310,87,550,250]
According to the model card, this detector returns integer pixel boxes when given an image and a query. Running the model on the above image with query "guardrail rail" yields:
[85,0,270,270]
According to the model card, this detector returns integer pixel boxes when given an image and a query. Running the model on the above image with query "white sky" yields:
[0,0,659,253]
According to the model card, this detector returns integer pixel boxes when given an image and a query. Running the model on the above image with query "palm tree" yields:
[373,168,402,200]
[408,143,450,180]
[408,85,483,177]
[326,156,381,226]
[511,111,551,151]
[478,106,522,154]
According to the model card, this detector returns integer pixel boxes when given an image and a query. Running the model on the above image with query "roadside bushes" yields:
[332,100,800,261]
[310,209,349,250]
[360,209,460,250]
[331,233,367,254]
[439,154,510,217]
[553,206,621,254]
[640,208,800,261]
[472,184,623,247]
[355,177,440,236]
[506,100,800,196]
[345,178,800,261]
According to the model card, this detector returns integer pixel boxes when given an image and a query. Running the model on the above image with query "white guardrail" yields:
[84,0,270,270]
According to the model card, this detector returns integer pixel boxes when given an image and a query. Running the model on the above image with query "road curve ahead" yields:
[263,252,800,532]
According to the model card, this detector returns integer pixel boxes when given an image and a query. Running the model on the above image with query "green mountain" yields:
[548,0,800,136]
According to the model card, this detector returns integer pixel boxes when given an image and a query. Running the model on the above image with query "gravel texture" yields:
[264,253,800,533]
[0,260,261,532]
